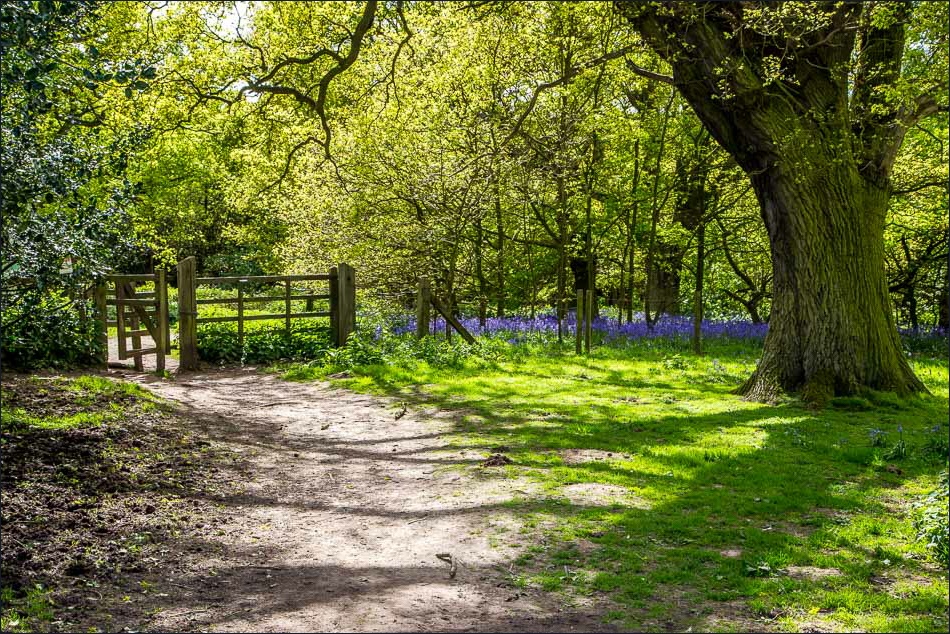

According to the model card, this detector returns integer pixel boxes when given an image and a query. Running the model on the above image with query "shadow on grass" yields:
[317,359,949,631]
[101,362,947,632]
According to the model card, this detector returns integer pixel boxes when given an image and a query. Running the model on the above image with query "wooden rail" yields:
[414,276,475,344]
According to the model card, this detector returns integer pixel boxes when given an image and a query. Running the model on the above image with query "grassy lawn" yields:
[284,338,949,632]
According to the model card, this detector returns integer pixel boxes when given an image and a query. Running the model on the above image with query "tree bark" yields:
[739,157,925,401]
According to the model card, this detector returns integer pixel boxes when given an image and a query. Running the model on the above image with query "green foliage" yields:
[0,585,54,633]
[0,294,102,370]
[913,469,949,568]
[196,320,332,365]
[0,0,153,369]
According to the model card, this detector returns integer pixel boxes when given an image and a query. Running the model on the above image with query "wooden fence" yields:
[95,272,170,371]
[177,257,355,370]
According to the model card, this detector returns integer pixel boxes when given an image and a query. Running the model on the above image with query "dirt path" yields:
[107,335,179,373]
[112,366,618,632]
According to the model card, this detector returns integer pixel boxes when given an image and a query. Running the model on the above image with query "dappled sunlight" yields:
[316,341,948,631]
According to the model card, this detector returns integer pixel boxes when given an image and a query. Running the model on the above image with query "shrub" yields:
[0,295,102,369]
[196,320,332,364]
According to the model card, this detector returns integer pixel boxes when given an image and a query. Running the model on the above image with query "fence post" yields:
[94,282,109,368]
[416,277,431,339]
[237,284,245,349]
[575,289,584,355]
[285,280,292,335]
[177,257,198,370]
[585,289,594,354]
[336,263,356,346]
[329,267,340,346]
[155,270,167,373]
[155,269,172,354]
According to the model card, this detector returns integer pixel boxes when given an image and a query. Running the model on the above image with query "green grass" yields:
[0,585,54,633]
[1,375,155,432]
[283,338,949,632]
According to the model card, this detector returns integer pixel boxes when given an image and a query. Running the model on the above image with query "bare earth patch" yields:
[102,367,620,632]
[560,448,631,465]
[786,566,842,581]
[560,483,650,509]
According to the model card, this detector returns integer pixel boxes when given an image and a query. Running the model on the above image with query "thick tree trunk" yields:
[618,0,932,401]
[738,161,927,402]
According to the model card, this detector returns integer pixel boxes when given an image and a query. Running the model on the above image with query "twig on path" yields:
[252,401,302,409]
[407,515,429,525]
[166,581,197,590]
[435,553,457,579]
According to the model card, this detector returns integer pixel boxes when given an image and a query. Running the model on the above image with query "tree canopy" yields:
[1,1,947,399]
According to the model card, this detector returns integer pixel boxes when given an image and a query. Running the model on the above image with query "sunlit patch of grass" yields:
[3,409,112,430]
[1,375,157,432]
[282,337,949,631]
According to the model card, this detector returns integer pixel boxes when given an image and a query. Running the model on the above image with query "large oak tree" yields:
[617,1,948,401]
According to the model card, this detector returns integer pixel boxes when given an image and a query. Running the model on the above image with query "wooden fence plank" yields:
[197,274,331,283]
[94,283,108,368]
[106,273,157,282]
[195,312,331,324]
[105,297,158,306]
[195,294,330,305]
[430,295,476,344]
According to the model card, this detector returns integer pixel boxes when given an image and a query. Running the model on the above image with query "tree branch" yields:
[624,58,673,85]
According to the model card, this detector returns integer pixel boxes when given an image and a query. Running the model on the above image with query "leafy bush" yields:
[0,295,102,369]
[196,320,331,364]
[913,469,949,568]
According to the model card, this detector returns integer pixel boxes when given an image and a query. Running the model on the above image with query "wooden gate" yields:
[175,257,355,371]
[94,272,170,372]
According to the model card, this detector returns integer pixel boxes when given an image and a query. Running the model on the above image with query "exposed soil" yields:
[65,366,622,632]
[0,373,240,631]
